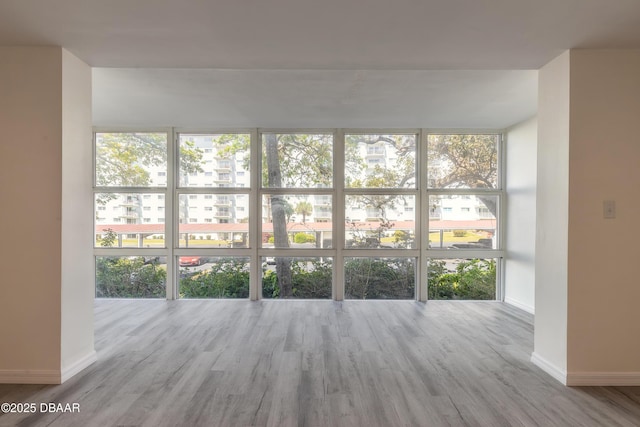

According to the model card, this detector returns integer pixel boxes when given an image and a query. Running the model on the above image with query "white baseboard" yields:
[567,372,640,386]
[504,297,535,314]
[531,352,567,385]
[61,350,97,383]
[0,369,61,384]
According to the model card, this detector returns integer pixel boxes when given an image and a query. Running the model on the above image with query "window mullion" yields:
[166,128,176,299]
[334,129,345,301]
[250,129,260,300]
[419,129,429,302]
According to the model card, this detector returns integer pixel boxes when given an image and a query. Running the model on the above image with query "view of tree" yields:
[427,134,498,215]
[95,132,204,233]
[95,131,499,301]
[96,132,203,187]
[263,134,333,298]
[345,134,416,188]
[294,201,313,223]
[344,134,416,248]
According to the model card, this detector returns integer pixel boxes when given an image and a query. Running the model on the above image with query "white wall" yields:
[534,49,640,386]
[0,47,63,382]
[61,49,95,381]
[0,47,94,384]
[504,116,537,313]
[532,51,570,381]
[566,50,640,379]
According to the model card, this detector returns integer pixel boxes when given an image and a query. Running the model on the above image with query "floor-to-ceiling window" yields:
[93,129,504,300]
[425,134,502,300]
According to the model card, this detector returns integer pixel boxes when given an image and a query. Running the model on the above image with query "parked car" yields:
[179,256,203,266]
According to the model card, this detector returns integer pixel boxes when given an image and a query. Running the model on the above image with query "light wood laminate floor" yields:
[1,300,639,426]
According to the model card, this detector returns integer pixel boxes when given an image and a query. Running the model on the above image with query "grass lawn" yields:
[430,231,487,243]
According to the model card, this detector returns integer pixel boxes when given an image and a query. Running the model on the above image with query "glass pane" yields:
[345,195,415,248]
[95,193,165,248]
[262,194,332,248]
[345,133,416,188]
[428,258,496,300]
[178,194,249,248]
[179,257,249,299]
[95,132,167,187]
[96,256,166,298]
[261,133,333,188]
[345,257,415,299]
[428,195,497,249]
[262,257,332,299]
[178,133,250,188]
[427,134,499,189]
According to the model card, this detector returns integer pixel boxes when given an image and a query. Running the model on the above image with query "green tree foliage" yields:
[428,259,496,300]
[428,134,497,189]
[99,228,118,247]
[96,132,203,187]
[180,259,249,298]
[295,201,313,223]
[393,230,413,249]
[344,258,415,299]
[95,132,204,236]
[262,134,333,188]
[345,135,416,248]
[262,259,332,299]
[346,217,395,248]
[345,134,416,188]
[96,257,166,298]
[428,134,498,215]
[207,134,251,170]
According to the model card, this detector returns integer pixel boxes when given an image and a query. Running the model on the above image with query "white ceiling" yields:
[3,0,640,128]
[93,68,537,129]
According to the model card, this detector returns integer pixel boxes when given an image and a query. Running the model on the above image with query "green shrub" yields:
[453,230,467,237]
[262,269,280,298]
[262,259,331,299]
[427,259,496,300]
[96,257,166,298]
[180,259,249,298]
[344,258,415,299]
[294,232,316,244]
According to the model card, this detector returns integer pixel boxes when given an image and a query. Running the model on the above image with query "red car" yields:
[179,256,203,267]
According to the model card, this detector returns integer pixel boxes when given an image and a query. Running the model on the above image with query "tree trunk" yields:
[265,134,293,298]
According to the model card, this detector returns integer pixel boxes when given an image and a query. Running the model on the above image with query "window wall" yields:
[94,129,504,300]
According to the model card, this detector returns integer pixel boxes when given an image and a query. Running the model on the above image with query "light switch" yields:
[603,200,616,219]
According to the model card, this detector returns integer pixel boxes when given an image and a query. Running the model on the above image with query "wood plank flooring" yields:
[1,300,639,426]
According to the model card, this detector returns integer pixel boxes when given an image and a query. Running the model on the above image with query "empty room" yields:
[1,1,640,426]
